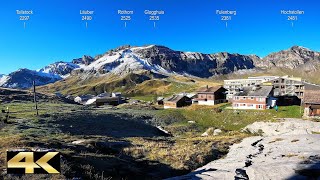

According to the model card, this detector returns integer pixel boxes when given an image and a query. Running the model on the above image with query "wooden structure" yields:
[96,97,121,107]
[163,95,192,109]
[303,90,320,118]
[194,86,227,105]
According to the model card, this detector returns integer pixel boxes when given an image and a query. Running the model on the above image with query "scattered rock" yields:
[157,126,171,136]
[201,127,214,137]
[71,140,88,145]
[213,129,222,136]
[31,147,55,152]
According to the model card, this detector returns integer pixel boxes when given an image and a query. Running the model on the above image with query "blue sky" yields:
[0,0,319,74]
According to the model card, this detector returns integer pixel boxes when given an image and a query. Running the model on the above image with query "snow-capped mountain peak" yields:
[38,61,80,78]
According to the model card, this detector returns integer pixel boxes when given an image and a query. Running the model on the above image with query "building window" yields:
[257,98,264,102]
[258,105,263,109]
[250,97,254,100]
[243,97,246,100]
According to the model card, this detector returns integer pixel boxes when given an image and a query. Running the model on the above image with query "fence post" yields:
[4,107,9,123]
[33,81,39,116]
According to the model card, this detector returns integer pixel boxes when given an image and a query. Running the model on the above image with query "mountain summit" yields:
[1,45,319,89]
[254,46,320,71]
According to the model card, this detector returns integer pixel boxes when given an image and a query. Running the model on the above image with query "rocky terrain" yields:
[170,119,320,180]
[0,69,62,89]
[256,46,320,71]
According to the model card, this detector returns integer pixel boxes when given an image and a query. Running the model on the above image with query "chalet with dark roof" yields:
[163,95,192,109]
[194,86,227,105]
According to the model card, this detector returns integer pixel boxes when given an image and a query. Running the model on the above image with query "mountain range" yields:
[1,45,319,91]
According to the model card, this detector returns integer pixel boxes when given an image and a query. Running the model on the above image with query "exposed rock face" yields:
[38,61,80,77]
[0,69,61,89]
[72,55,94,65]
[169,119,320,180]
[255,46,320,71]
[133,45,256,78]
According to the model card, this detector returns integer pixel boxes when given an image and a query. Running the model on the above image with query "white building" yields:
[224,76,279,100]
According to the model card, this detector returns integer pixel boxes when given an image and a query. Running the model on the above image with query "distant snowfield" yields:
[169,119,320,180]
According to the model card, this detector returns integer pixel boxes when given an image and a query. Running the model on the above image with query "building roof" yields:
[197,86,225,93]
[164,95,187,103]
[96,97,120,103]
[97,93,110,98]
[304,90,320,104]
[157,97,164,101]
[235,86,273,97]
[177,93,197,98]
[304,83,320,91]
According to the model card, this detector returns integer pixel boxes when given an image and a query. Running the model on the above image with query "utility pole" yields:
[33,80,39,116]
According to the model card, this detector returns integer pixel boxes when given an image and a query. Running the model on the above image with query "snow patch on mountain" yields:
[76,47,172,76]
[38,61,80,78]
[0,69,62,89]
[80,51,122,71]
[106,49,172,76]
[0,75,9,86]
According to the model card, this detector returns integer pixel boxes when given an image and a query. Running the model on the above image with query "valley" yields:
[0,88,312,179]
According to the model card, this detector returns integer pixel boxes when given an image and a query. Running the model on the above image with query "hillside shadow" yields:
[0,121,4,130]
[4,135,189,180]
[51,112,169,138]
[287,155,320,180]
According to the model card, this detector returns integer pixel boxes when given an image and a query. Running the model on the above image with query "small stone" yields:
[213,129,222,136]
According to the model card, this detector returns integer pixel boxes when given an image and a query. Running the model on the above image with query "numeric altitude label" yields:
[80,10,94,28]
[280,10,304,27]
[144,10,165,28]
[119,10,133,21]
[118,10,134,28]
[216,10,237,28]
[216,10,236,20]
[16,10,33,28]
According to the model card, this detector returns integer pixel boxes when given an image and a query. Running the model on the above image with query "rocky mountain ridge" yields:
[1,45,319,89]
[254,46,320,70]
